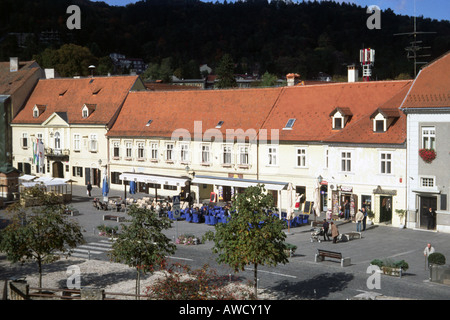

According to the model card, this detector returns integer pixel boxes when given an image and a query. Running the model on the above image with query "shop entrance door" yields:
[379,196,392,223]
[420,196,437,229]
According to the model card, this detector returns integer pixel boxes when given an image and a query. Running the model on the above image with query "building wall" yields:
[11,123,108,185]
[257,142,407,226]
[406,112,450,232]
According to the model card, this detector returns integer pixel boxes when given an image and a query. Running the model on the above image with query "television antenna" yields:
[394,0,436,77]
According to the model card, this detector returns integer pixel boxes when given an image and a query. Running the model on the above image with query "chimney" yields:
[286,73,300,86]
[45,68,55,79]
[10,57,18,72]
[347,64,358,83]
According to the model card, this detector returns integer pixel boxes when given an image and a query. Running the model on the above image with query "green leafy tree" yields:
[109,205,176,299]
[33,44,97,77]
[205,184,288,298]
[259,71,278,87]
[141,57,174,82]
[216,53,237,89]
[0,186,84,288]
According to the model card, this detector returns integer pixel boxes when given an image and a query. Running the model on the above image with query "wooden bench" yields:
[315,249,351,267]
[103,215,124,222]
[64,209,80,216]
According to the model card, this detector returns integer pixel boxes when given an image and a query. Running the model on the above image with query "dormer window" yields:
[370,108,399,133]
[334,117,342,130]
[329,107,352,130]
[33,104,46,118]
[82,104,96,118]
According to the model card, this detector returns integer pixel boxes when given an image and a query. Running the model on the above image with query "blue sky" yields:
[93,0,449,21]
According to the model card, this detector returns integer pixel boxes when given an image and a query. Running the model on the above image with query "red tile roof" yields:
[326,84,411,144]
[108,80,412,145]
[107,87,283,140]
[401,51,450,109]
[12,76,140,126]
[0,60,41,96]
[263,80,412,144]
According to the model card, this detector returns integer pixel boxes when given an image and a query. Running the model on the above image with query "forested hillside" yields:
[1,0,449,79]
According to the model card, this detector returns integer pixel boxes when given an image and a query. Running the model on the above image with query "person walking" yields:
[330,221,339,243]
[355,209,364,232]
[424,243,435,270]
[322,219,330,241]
[427,207,436,230]
[344,200,350,220]
[87,181,92,197]
[362,207,368,231]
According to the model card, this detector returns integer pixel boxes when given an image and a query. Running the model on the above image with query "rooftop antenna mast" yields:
[394,0,436,77]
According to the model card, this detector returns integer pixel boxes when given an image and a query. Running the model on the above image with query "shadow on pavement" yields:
[269,272,354,299]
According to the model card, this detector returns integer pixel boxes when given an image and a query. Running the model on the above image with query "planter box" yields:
[381,266,403,277]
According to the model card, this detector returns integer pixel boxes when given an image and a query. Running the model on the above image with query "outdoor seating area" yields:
[168,205,232,225]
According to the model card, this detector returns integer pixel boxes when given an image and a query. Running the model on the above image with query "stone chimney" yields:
[286,73,300,86]
[10,57,18,72]
[347,64,358,83]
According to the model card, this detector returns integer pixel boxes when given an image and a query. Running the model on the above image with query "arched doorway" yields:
[52,161,64,178]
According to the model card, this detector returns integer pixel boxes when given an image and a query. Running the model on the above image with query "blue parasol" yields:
[102,176,109,197]
[129,180,136,194]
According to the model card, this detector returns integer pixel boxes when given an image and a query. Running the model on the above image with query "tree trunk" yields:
[38,258,43,289]
[136,268,141,300]
[253,263,258,299]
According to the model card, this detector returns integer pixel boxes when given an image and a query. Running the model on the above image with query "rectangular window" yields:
[111,172,122,185]
[164,185,177,191]
[376,120,385,132]
[422,126,436,149]
[113,141,120,158]
[72,166,83,177]
[334,117,342,130]
[73,134,80,151]
[201,144,210,164]
[222,144,232,165]
[165,143,174,161]
[296,148,307,167]
[268,146,277,166]
[89,134,98,152]
[125,142,132,159]
[239,145,249,165]
[380,152,392,174]
[37,133,43,144]
[420,177,434,188]
[180,143,189,163]
[137,142,145,160]
[150,142,158,160]
[21,133,28,148]
[341,151,352,172]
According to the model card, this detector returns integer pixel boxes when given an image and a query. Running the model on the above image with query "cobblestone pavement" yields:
[1,184,450,300]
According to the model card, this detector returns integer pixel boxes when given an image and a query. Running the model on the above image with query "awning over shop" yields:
[191,175,288,191]
[20,176,74,187]
[119,172,189,187]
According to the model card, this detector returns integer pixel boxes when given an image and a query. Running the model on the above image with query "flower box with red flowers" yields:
[419,148,436,163]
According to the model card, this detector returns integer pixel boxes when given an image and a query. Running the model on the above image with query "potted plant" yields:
[366,209,375,225]
[370,258,408,277]
[395,209,407,229]
[283,243,297,257]
[428,252,446,266]
[419,148,437,163]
